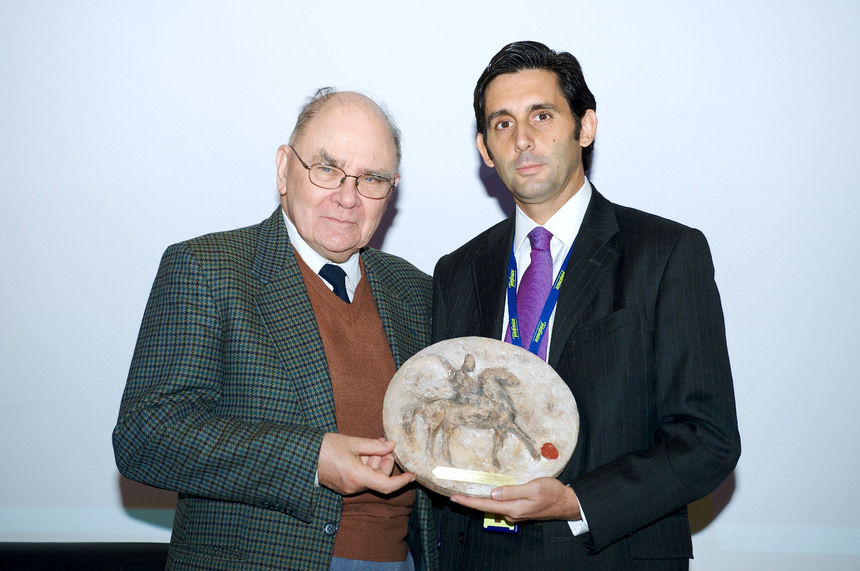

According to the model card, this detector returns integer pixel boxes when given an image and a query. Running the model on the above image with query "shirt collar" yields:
[512,178,592,254]
[281,208,362,288]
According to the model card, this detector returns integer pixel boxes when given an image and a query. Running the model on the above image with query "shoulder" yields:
[159,211,281,275]
[175,220,262,263]
[149,214,284,295]
[435,217,513,274]
[614,203,690,235]
[362,248,431,291]
[592,190,708,253]
[590,194,716,283]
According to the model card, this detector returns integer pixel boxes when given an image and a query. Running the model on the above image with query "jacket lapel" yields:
[474,218,515,339]
[362,251,404,367]
[548,188,620,368]
[253,208,337,432]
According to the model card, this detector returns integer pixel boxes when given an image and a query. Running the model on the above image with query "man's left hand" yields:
[449,477,581,523]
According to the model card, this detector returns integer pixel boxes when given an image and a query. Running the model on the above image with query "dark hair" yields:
[290,87,403,168]
[474,41,597,171]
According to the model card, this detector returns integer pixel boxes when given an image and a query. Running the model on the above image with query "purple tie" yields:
[506,226,553,360]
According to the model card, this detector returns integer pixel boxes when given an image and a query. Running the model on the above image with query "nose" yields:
[333,175,361,208]
[514,124,534,153]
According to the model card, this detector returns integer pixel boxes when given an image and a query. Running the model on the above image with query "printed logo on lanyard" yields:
[506,237,574,357]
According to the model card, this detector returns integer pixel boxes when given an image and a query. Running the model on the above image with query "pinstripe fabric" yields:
[431,188,740,570]
[113,208,439,571]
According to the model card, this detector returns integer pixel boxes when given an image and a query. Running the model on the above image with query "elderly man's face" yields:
[276,94,398,263]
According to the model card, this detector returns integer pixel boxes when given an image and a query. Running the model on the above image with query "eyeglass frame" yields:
[289,146,396,200]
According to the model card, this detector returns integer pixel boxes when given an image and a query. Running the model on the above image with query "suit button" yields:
[324,523,338,535]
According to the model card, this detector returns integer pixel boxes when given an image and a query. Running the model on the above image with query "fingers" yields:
[449,494,503,514]
[449,478,580,522]
[364,469,415,495]
[360,451,395,472]
[349,436,397,457]
[317,433,410,496]
[490,483,527,501]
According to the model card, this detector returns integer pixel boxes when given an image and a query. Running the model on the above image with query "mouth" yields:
[323,216,357,226]
[515,163,544,176]
[514,153,545,175]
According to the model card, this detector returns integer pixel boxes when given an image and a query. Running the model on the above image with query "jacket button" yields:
[324,523,338,535]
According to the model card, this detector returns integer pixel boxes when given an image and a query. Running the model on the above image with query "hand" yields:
[317,433,414,496]
[359,438,396,474]
[450,477,581,523]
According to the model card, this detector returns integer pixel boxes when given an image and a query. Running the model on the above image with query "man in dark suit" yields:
[113,89,438,570]
[432,41,741,570]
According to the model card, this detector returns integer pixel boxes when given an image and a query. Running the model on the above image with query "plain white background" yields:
[1,1,859,569]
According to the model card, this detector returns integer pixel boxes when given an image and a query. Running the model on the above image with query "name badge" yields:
[483,512,518,534]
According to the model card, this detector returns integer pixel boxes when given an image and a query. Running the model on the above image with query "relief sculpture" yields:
[402,353,539,469]
[383,337,579,497]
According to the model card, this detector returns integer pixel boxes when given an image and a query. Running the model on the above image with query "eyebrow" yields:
[316,149,344,168]
[316,148,394,179]
[487,102,561,123]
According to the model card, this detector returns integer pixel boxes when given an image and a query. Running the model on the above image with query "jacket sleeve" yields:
[112,242,325,523]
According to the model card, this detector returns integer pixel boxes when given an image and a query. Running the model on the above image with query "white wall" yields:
[2,1,859,568]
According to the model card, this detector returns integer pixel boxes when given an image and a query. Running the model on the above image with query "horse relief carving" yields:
[383,337,579,497]
[402,353,539,469]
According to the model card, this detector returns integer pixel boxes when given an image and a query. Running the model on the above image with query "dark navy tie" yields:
[319,263,350,303]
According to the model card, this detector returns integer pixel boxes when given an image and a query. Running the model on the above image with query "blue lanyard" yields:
[506,236,574,356]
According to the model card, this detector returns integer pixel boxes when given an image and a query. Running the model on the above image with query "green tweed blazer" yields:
[113,208,439,570]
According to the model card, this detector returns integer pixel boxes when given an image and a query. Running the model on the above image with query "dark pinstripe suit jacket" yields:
[431,188,740,570]
[113,208,439,571]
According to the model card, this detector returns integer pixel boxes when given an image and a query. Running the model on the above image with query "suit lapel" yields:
[362,251,403,367]
[548,188,620,368]
[253,208,337,432]
[474,218,515,339]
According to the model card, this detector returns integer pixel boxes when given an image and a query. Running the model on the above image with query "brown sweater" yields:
[297,254,415,562]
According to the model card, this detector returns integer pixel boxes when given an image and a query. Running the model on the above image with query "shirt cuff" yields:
[567,491,589,536]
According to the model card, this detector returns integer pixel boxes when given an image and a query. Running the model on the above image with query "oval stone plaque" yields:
[383,337,579,497]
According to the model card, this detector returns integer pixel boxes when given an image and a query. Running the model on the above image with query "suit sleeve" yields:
[112,243,323,522]
[570,228,741,551]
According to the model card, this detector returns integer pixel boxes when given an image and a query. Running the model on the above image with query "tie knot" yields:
[528,226,553,252]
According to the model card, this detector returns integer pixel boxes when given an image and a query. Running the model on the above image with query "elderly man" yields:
[113,88,438,570]
[432,41,741,569]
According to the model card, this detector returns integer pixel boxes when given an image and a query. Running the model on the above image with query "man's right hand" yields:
[317,433,414,496]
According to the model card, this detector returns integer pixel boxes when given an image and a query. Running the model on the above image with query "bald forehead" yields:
[291,90,401,167]
[295,92,384,141]
[329,91,382,113]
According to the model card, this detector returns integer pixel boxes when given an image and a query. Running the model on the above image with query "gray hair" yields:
[289,87,403,168]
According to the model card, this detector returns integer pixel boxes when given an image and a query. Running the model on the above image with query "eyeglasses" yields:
[290,146,396,200]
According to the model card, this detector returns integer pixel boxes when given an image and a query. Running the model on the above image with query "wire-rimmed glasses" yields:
[290,146,396,200]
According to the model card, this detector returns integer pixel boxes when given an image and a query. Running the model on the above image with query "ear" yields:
[476,133,495,168]
[578,110,597,148]
[276,145,291,196]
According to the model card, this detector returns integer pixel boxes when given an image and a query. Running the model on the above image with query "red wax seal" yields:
[540,442,559,460]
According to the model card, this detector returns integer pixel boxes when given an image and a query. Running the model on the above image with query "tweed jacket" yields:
[432,188,741,570]
[113,208,438,570]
